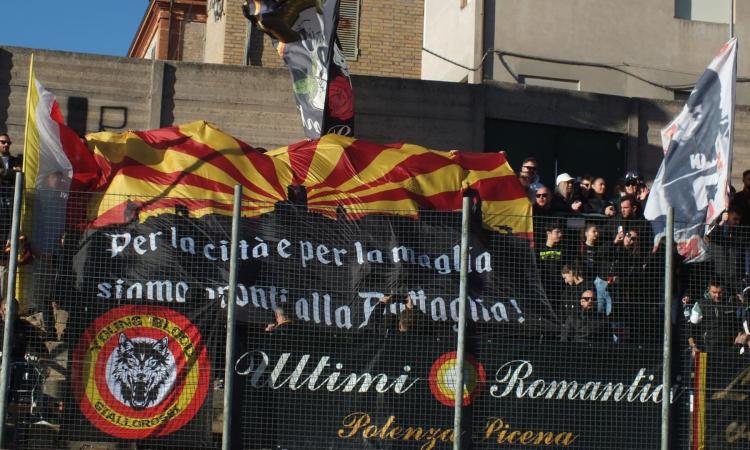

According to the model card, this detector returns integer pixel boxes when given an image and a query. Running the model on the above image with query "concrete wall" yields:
[421,0,482,83]
[452,0,750,103]
[2,46,750,187]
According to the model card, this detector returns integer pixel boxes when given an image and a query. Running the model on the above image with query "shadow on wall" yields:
[161,63,177,128]
[0,49,12,134]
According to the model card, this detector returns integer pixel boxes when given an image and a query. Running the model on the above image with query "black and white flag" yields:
[644,38,737,262]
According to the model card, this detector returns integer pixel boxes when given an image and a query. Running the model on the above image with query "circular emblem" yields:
[428,351,486,407]
[72,305,210,438]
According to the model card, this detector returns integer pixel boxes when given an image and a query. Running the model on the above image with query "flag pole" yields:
[22,54,33,174]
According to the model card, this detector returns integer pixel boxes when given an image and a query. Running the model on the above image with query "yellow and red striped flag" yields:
[83,121,532,235]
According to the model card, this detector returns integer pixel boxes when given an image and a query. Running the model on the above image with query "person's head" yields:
[624,171,642,195]
[545,225,563,246]
[579,174,593,193]
[579,289,596,310]
[592,177,606,196]
[726,209,741,226]
[743,169,750,190]
[555,173,574,198]
[623,228,639,249]
[583,223,599,245]
[0,134,10,156]
[707,281,723,303]
[520,157,538,179]
[399,308,418,332]
[561,265,582,285]
[534,186,550,208]
[619,198,634,219]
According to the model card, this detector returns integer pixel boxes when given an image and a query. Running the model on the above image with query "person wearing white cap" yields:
[551,173,583,214]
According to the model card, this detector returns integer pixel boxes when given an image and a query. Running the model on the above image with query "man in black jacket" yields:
[686,281,742,354]
[561,289,610,343]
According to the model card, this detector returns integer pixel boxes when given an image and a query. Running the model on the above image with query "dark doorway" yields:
[485,119,627,189]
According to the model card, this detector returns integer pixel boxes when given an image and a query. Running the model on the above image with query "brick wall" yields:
[347,0,423,78]
[181,21,205,62]
[223,0,249,64]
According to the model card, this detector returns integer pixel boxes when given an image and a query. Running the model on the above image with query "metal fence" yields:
[0,182,748,449]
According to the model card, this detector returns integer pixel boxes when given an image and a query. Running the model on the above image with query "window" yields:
[675,0,731,24]
[338,0,361,60]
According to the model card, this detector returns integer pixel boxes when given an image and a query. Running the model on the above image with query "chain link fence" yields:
[0,185,747,449]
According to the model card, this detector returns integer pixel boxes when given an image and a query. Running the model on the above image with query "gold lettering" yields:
[520,431,535,444]
[336,412,453,450]
[387,425,403,439]
[363,424,378,439]
[484,417,579,447]
[403,426,425,440]
[726,421,750,443]
[337,412,370,438]
[713,366,750,401]
[378,415,395,439]
[484,418,504,439]
[534,431,555,445]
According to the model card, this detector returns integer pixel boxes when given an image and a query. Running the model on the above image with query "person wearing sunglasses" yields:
[560,289,610,343]
[0,133,21,186]
[519,157,544,201]
[533,186,552,214]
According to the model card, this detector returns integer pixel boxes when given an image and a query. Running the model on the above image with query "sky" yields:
[2,1,150,56]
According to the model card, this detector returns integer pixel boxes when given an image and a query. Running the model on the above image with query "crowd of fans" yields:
[519,156,750,356]
[0,130,749,359]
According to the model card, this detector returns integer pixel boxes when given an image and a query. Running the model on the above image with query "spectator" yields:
[559,265,594,313]
[584,177,614,215]
[578,224,605,281]
[685,280,741,354]
[577,174,594,200]
[519,157,545,201]
[706,209,745,298]
[616,197,639,221]
[532,186,555,249]
[610,198,650,251]
[622,171,650,211]
[538,224,566,299]
[730,169,750,225]
[607,227,647,332]
[0,133,18,246]
[0,133,21,187]
[533,186,552,215]
[560,289,611,343]
[551,173,583,214]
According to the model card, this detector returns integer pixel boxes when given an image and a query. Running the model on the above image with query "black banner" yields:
[236,328,667,449]
[65,204,546,442]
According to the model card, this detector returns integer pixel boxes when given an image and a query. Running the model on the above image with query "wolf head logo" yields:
[111,333,174,410]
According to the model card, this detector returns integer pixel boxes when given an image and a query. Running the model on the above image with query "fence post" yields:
[222,184,242,450]
[452,194,471,450]
[661,207,674,450]
[0,172,24,448]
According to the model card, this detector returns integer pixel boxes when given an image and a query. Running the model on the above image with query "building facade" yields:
[423,0,749,103]
[129,0,424,79]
